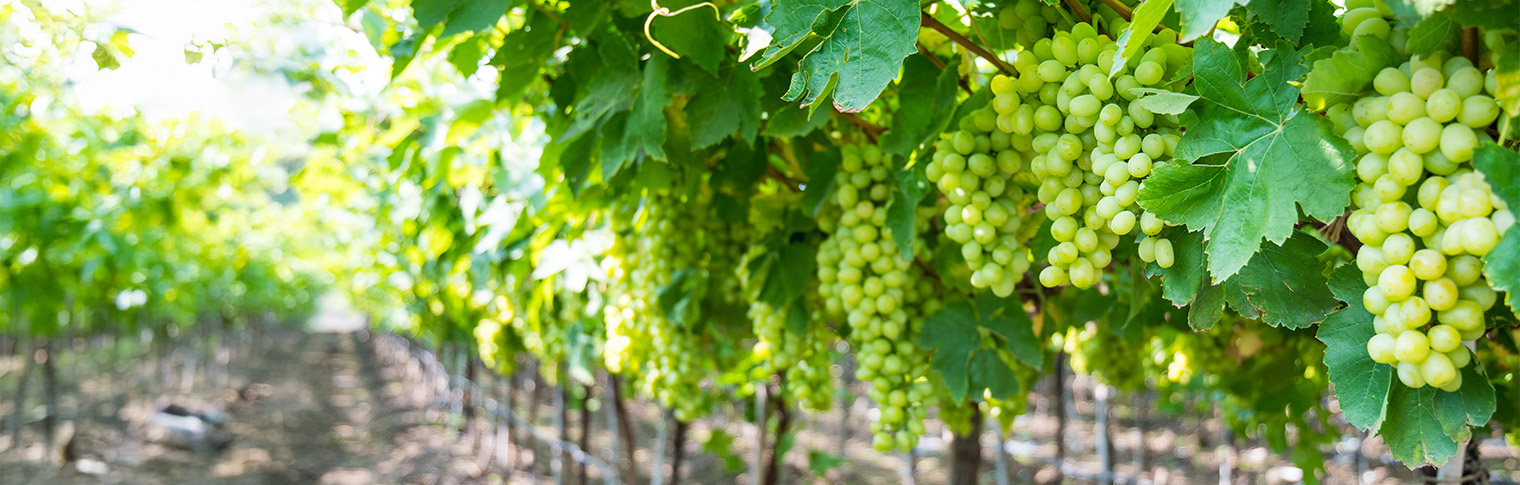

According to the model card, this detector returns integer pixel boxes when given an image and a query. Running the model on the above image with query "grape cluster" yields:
[816,143,939,452]
[750,302,836,411]
[926,110,1038,297]
[994,0,1069,48]
[984,22,1188,288]
[1328,51,1508,391]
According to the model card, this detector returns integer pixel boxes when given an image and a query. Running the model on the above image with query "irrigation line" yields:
[384,333,617,485]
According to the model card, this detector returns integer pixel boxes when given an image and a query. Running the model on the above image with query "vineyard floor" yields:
[1,317,1516,484]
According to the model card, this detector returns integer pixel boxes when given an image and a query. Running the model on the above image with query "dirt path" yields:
[1,326,480,485]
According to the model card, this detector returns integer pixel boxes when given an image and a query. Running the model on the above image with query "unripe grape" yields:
[1397,362,1427,388]
[1394,330,1430,364]
[1461,284,1496,310]
[1368,333,1399,364]
[1154,238,1175,269]
[1420,352,1457,388]
[1425,89,1461,122]
[1410,68,1443,98]
[1446,347,1471,369]
[1363,120,1403,154]
[1439,123,1477,162]
[1364,286,1392,314]
[1437,300,1483,331]
[1427,325,1461,353]
[1378,265,1416,301]
[1387,92,1426,124]
[1401,117,1441,154]
[1373,67,1410,96]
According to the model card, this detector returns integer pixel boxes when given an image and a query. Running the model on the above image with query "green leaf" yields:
[885,162,928,256]
[922,300,981,402]
[1245,0,1308,43]
[1300,35,1400,111]
[758,241,817,307]
[974,294,1042,368]
[1473,143,1520,311]
[969,350,1020,401]
[1224,231,1337,329]
[1404,12,1458,57]
[340,0,369,16]
[687,61,763,149]
[754,0,921,111]
[1140,41,1356,281]
[620,55,675,164]
[1441,0,1519,29]
[412,0,467,30]
[1496,47,1520,116]
[1433,362,1496,442]
[439,0,512,38]
[1109,0,1175,78]
[801,147,840,217]
[1382,384,1459,466]
[1175,0,1241,41]
[1316,264,1391,430]
[1130,88,1199,115]
[807,451,846,475]
[649,0,727,75]
[491,13,559,103]
[880,55,961,157]
[569,34,641,138]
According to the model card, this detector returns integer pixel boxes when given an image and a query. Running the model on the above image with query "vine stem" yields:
[920,12,1015,76]
[838,111,885,139]
[916,43,975,93]
[1060,0,1094,25]
[1462,27,1479,65]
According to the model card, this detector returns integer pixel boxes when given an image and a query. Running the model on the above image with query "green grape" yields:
[1341,53,1506,392]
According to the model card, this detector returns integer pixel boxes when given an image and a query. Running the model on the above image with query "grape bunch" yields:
[749,302,836,411]
[816,142,940,452]
[925,109,1038,297]
[994,0,1071,49]
[1330,52,1508,392]
[988,22,1189,288]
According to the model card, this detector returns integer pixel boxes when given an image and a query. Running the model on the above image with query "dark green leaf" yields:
[491,13,559,103]
[1433,362,1496,442]
[440,0,512,38]
[880,55,961,157]
[922,300,980,402]
[969,350,1020,401]
[754,0,920,111]
[413,0,467,30]
[1441,0,1519,29]
[1140,41,1356,281]
[649,0,727,75]
[1473,143,1520,310]
[885,162,928,256]
[1225,231,1337,329]
[687,61,764,149]
[620,55,674,164]
[1245,0,1308,43]
[1382,384,1459,466]
[801,148,840,218]
[759,242,817,307]
[1317,264,1391,430]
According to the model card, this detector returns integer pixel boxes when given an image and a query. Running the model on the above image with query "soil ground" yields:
[0,317,1515,484]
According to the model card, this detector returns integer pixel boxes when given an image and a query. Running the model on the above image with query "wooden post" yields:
[763,383,792,485]
[993,418,1010,485]
[671,418,689,485]
[1095,384,1113,485]
[578,382,592,485]
[554,365,569,485]
[1054,351,1069,483]
[600,372,622,485]
[948,405,983,485]
[752,382,767,485]
[652,408,670,485]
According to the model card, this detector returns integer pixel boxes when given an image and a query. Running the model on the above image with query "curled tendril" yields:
[644,0,720,59]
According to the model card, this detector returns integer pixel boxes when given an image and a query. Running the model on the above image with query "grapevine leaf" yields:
[1473,143,1520,310]
[1433,362,1496,442]
[1382,384,1459,466]
[880,55,961,157]
[613,55,675,171]
[758,242,817,307]
[1140,41,1356,281]
[1109,0,1175,78]
[763,71,832,137]
[1440,0,1520,30]
[885,162,928,255]
[1298,0,1342,48]
[568,34,641,141]
[687,61,764,149]
[1300,35,1400,111]
[753,0,921,112]
[1244,0,1308,44]
[649,0,727,76]
[801,147,840,217]
[1404,12,1458,57]
[1225,231,1337,329]
[923,300,980,402]
[1316,264,1391,431]
[1497,47,1520,116]
[491,13,559,103]
[973,292,1042,368]
[969,350,1020,401]
[412,0,466,30]
[1175,0,1241,41]
[439,0,511,38]
[1131,88,1199,115]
